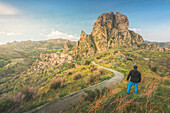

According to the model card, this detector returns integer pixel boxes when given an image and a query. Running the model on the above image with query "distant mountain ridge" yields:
[145,40,170,48]
[0,38,75,50]
[0,38,76,76]
[0,38,76,59]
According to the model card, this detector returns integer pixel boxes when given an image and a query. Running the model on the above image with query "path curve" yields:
[25,61,124,113]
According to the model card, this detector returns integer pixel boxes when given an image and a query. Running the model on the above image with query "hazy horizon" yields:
[0,0,170,45]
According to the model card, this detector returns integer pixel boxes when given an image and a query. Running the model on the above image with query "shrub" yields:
[50,77,65,89]
[84,87,108,102]
[13,86,37,103]
[84,60,91,65]
[0,98,14,112]
[89,67,94,72]
[72,72,82,80]
[93,70,100,76]
[84,89,100,102]
[151,66,157,72]
[93,70,101,81]
[98,68,104,75]
[89,65,97,72]
[81,66,85,70]
[67,71,72,75]
[86,74,95,85]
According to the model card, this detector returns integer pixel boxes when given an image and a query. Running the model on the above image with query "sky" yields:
[0,0,170,45]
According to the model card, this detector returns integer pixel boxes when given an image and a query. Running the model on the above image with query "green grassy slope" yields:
[0,46,169,113]
[69,48,170,113]
[0,60,114,113]
[0,39,76,76]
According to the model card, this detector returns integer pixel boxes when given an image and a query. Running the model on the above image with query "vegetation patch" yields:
[72,72,82,80]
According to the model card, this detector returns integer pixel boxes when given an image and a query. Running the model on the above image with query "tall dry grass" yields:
[85,74,163,113]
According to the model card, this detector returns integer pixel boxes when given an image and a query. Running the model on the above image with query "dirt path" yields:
[25,61,124,113]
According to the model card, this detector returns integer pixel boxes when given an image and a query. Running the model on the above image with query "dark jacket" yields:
[127,69,141,83]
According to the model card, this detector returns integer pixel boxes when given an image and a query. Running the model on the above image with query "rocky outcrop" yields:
[75,11,164,58]
[74,30,96,58]
[63,40,73,51]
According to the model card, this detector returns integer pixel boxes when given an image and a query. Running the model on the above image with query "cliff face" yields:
[74,12,163,58]
[74,12,143,57]
[91,12,144,52]
[75,30,97,58]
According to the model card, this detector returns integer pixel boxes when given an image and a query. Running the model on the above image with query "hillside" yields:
[0,39,76,76]
[0,11,169,113]
[69,48,170,113]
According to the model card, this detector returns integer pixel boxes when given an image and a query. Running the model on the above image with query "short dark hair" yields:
[134,65,137,69]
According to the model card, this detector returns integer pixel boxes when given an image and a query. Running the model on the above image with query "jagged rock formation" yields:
[74,30,97,57]
[74,12,164,58]
[63,40,73,51]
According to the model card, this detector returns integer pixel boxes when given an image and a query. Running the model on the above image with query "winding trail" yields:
[25,61,124,113]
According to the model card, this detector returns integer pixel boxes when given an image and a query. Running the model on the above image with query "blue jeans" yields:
[127,81,139,94]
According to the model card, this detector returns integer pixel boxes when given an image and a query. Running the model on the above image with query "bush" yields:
[13,86,37,103]
[84,60,91,65]
[67,71,72,75]
[93,70,100,76]
[0,98,14,112]
[72,72,82,80]
[86,74,95,85]
[85,87,109,102]
[50,77,65,89]
[93,70,101,81]
[89,65,97,72]
[151,66,157,72]
[81,66,85,70]
[84,89,100,102]
[98,68,104,75]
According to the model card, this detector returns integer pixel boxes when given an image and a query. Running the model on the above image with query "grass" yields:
[0,61,114,113]
[0,47,169,113]
[69,49,170,113]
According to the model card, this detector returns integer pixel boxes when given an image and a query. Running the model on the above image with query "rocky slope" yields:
[28,51,73,76]
[74,12,164,58]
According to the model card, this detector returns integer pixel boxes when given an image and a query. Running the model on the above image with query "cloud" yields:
[46,30,79,41]
[0,3,19,15]
[129,28,142,32]
[0,31,22,36]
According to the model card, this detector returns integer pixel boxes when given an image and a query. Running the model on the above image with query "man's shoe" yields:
[127,93,130,95]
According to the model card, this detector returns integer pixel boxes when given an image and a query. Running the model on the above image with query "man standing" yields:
[127,65,141,94]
